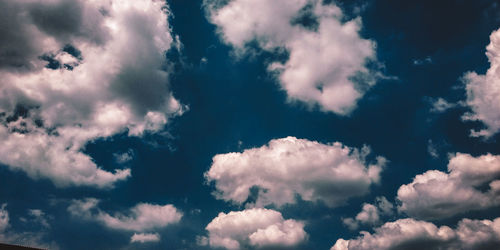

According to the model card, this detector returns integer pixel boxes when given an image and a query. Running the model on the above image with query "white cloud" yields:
[204,208,307,249]
[98,204,182,231]
[26,209,50,229]
[356,204,381,225]
[462,28,500,137]
[331,217,500,250]
[375,196,394,216]
[205,137,385,208]
[427,139,439,158]
[0,204,8,232]
[413,56,433,65]
[343,197,394,230]
[0,0,184,188]
[397,153,500,220]
[130,233,160,243]
[430,98,457,113]
[205,0,380,114]
[0,204,58,249]
[68,198,182,231]
[114,149,134,164]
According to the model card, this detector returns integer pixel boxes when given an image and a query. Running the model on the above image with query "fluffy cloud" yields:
[205,137,385,207]
[205,0,380,114]
[343,197,394,230]
[130,233,160,243]
[204,208,307,249]
[68,198,182,231]
[0,0,184,188]
[462,28,500,137]
[397,153,500,220]
[331,217,500,250]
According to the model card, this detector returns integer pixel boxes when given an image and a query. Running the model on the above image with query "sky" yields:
[0,0,500,249]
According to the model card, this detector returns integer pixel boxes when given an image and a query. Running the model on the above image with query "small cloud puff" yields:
[343,197,394,230]
[130,233,160,243]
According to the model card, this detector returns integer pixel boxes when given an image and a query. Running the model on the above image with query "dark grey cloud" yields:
[0,0,184,188]
[0,0,106,71]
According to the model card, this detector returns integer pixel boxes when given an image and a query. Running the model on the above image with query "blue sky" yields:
[0,0,500,249]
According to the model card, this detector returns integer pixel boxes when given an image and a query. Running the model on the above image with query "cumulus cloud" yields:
[343,197,394,230]
[205,137,385,208]
[205,0,381,114]
[397,153,500,220]
[331,217,500,250]
[204,208,307,249]
[130,233,160,243]
[0,0,184,188]
[68,198,182,231]
[462,28,500,137]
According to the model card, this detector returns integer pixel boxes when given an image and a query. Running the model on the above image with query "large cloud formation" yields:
[397,153,500,220]
[203,208,307,249]
[331,217,500,250]
[0,0,184,188]
[205,137,385,207]
[462,28,500,137]
[204,0,379,114]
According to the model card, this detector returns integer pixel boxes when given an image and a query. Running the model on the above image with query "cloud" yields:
[204,208,307,249]
[427,139,439,158]
[114,149,134,164]
[397,153,500,220]
[342,204,379,231]
[413,56,433,65]
[343,197,394,230]
[0,0,105,71]
[130,233,160,243]
[68,198,183,231]
[375,196,394,216]
[205,137,385,208]
[429,98,458,113]
[462,28,500,137]
[204,0,381,114]
[0,204,7,232]
[26,209,51,229]
[0,0,184,188]
[331,217,500,250]
[0,204,58,249]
